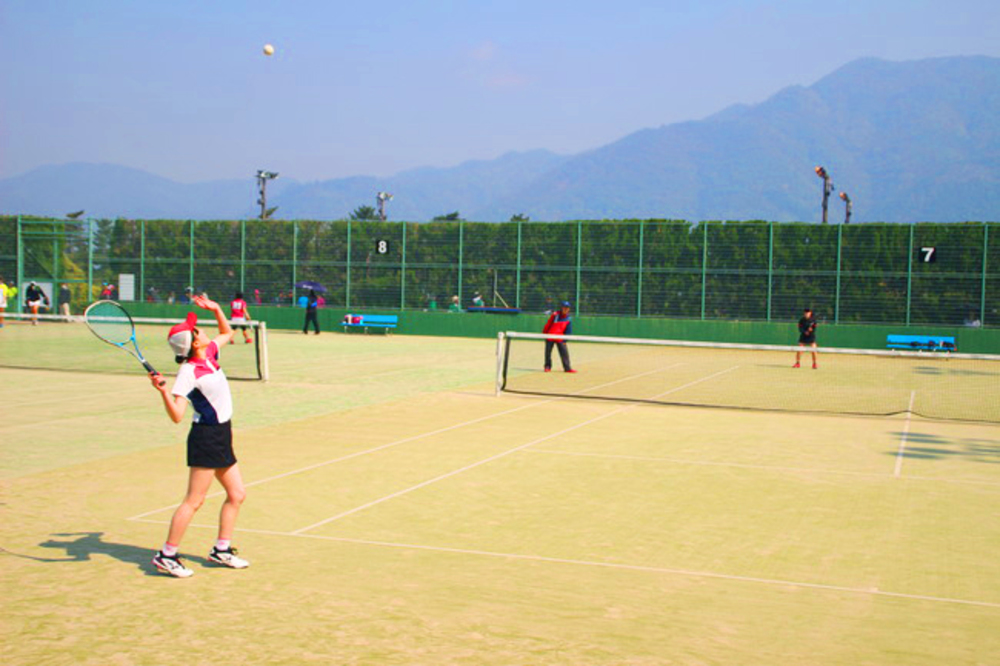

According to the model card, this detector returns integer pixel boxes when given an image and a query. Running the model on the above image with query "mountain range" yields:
[2,55,998,223]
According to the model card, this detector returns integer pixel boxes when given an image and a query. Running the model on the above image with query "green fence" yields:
[5,216,997,327]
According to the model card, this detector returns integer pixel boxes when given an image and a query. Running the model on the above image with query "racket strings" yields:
[85,302,135,345]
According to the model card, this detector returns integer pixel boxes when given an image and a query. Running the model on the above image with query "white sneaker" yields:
[152,551,194,578]
[208,546,249,569]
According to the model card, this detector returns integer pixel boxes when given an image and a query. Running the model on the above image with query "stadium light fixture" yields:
[376,191,394,221]
[256,170,279,220]
[815,166,833,224]
[839,191,852,225]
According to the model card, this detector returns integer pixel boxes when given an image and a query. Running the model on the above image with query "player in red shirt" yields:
[229,291,253,344]
[542,301,577,373]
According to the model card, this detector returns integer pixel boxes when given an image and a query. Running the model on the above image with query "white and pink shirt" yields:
[171,342,233,424]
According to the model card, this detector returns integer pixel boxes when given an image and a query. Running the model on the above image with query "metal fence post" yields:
[292,220,298,299]
[140,220,145,299]
[516,219,522,309]
[982,224,990,327]
[188,220,195,290]
[87,218,94,306]
[457,220,464,305]
[835,223,843,323]
[400,222,407,310]
[700,223,708,320]
[636,220,645,317]
[575,220,582,313]
[766,221,774,321]
[346,220,352,309]
[905,223,914,326]
[16,216,23,314]
[239,219,246,294]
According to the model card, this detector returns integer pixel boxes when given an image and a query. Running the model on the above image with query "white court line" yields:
[292,365,739,534]
[129,361,687,521]
[893,390,917,478]
[524,449,1000,489]
[132,518,1000,610]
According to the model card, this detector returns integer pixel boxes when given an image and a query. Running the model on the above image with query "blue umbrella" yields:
[295,280,327,293]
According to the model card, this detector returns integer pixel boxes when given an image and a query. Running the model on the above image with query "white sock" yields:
[215,539,231,551]
[162,543,179,557]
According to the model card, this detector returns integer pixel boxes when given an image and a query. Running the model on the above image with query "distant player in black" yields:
[794,307,818,369]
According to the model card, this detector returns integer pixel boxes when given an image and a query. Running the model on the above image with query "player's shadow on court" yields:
[26,532,210,575]
[886,433,1000,464]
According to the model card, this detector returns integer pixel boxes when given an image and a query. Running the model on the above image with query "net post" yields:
[259,321,270,382]
[495,331,506,396]
[981,224,989,327]
[906,223,914,326]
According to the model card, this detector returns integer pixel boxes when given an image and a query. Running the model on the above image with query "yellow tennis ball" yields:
[263,44,275,56]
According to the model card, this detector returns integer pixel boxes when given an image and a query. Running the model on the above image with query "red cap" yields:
[167,312,198,357]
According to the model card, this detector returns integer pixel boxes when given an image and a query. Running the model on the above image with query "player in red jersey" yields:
[229,291,253,344]
[542,300,576,373]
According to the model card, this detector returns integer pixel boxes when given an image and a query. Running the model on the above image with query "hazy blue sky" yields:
[2,0,999,183]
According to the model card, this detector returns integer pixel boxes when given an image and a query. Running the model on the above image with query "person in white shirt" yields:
[148,295,249,578]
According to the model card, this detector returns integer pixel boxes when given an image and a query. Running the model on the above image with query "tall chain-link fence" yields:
[3,216,996,326]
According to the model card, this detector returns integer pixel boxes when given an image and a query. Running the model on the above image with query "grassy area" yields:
[1,326,998,664]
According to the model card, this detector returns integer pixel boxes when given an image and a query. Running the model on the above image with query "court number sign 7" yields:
[919,247,937,263]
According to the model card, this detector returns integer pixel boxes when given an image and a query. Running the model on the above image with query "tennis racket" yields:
[84,300,164,386]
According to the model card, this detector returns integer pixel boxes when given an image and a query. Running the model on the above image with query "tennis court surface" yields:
[2,325,999,665]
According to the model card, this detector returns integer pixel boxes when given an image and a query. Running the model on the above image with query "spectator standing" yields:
[472,291,485,307]
[59,283,72,318]
[303,289,320,334]
[0,275,8,328]
[25,281,49,325]
[448,295,461,313]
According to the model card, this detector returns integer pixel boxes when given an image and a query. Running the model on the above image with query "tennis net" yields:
[0,312,269,381]
[497,331,1000,423]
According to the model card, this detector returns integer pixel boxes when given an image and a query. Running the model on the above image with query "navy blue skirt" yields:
[187,421,236,468]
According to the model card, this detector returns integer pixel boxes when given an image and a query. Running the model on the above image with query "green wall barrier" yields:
[124,302,1000,354]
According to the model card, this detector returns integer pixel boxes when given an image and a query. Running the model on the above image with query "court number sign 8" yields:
[375,240,389,255]
[919,247,937,263]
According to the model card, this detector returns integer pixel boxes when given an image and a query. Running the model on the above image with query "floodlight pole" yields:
[377,191,393,221]
[256,170,279,220]
[815,166,833,224]
[839,191,852,225]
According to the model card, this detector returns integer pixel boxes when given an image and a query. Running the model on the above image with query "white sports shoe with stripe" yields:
[209,546,249,569]
[152,551,194,578]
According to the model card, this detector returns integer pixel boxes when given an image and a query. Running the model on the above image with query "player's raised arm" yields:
[193,294,234,346]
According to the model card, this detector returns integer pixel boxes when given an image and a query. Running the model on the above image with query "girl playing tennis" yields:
[149,294,249,577]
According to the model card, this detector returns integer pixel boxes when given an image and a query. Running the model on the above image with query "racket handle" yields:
[143,361,166,387]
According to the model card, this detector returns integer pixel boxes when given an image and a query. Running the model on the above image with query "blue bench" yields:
[341,314,398,334]
[886,334,956,352]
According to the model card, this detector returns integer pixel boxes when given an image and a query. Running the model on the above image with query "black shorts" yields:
[799,334,817,345]
[187,421,237,468]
